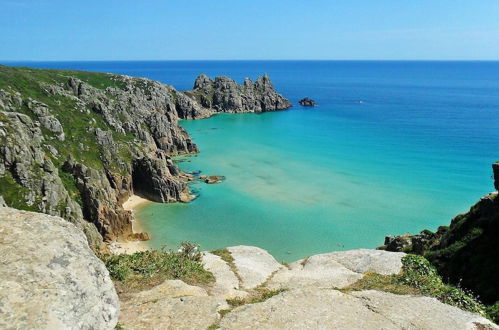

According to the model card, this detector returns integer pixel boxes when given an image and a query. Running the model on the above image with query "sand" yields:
[122,194,152,211]
[110,194,154,255]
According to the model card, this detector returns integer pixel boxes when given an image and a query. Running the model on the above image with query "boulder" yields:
[0,208,119,329]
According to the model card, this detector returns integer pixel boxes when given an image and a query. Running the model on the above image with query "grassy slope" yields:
[0,65,138,209]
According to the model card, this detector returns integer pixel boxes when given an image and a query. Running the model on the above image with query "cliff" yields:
[0,65,291,247]
[382,162,499,306]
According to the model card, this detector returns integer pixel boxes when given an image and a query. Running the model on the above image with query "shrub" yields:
[100,248,214,293]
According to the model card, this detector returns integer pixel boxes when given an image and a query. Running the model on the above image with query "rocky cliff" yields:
[382,162,499,306]
[0,65,291,246]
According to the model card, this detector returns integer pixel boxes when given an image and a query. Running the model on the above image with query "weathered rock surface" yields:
[269,249,404,290]
[0,207,119,329]
[202,252,248,299]
[227,246,284,289]
[219,288,497,330]
[114,245,496,329]
[120,280,228,330]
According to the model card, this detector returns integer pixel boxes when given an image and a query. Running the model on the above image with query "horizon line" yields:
[2,59,499,63]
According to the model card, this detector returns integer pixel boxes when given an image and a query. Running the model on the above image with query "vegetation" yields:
[0,65,143,208]
[344,255,487,316]
[99,248,214,293]
[0,171,39,211]
[226,288,287,307]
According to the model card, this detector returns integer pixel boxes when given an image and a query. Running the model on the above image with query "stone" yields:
[0,195,6,207]
[298,97,316,106]
[268,249,404,290]
[227,246,284,289]
[202,252,248,299]
[0,208,119,329]
[120,280,228,330]
[219,288,497,330]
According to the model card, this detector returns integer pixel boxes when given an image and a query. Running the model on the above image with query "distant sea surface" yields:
[9,60,499,262]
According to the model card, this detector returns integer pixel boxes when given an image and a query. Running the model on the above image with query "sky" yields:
[1,0,499,61]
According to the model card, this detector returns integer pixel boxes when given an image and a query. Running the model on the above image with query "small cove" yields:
[14,60,499,262]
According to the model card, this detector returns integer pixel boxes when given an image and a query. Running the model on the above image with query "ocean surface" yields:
[8,60,499,262]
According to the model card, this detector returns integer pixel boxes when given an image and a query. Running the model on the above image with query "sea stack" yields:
[299,97,316,106]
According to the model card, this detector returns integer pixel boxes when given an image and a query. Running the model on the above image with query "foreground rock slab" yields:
[269,249,405,290]
[120,280,229,330]
[0,207,119,329]
[219,288,497,330]
[227,246,284,289]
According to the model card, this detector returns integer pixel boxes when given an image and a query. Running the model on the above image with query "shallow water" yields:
[11,60,499,262]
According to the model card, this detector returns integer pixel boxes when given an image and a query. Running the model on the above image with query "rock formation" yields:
[0,65,290,246]
[0,207,119,329]
[182,74,292,118]
[299,97,316,106]
[118,246,496,329]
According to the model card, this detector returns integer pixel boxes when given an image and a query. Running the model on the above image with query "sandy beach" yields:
[111,194,154,255]
[122,194,152,211]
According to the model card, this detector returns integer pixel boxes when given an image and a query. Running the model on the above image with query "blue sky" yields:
[1,0,499,61]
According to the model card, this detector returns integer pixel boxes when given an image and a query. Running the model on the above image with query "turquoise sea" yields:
[10,61,499,262]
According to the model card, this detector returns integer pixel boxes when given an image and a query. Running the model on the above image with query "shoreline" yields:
[110,194,153,255]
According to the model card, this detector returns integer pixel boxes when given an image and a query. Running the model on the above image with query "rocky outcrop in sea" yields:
[0,66,291,247]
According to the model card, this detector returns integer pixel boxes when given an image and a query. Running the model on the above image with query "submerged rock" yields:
[0,208,119,329]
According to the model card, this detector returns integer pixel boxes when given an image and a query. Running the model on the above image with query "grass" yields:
[99,249,215,294]
[344,255,487,316]
[0,171,39,212]
[0,64,147,209]
[226,288,287,307]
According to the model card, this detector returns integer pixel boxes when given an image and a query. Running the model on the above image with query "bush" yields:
[399,255,485,315]
[100,247,214,293]
[486,302,499,324]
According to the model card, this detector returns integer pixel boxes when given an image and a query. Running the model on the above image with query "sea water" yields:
[10,61,499,262]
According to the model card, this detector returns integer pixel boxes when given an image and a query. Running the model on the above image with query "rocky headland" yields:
[0,65,291,249]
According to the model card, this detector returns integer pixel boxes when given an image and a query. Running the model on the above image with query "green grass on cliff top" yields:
[100,249,215,295]
[0,65,140,209]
